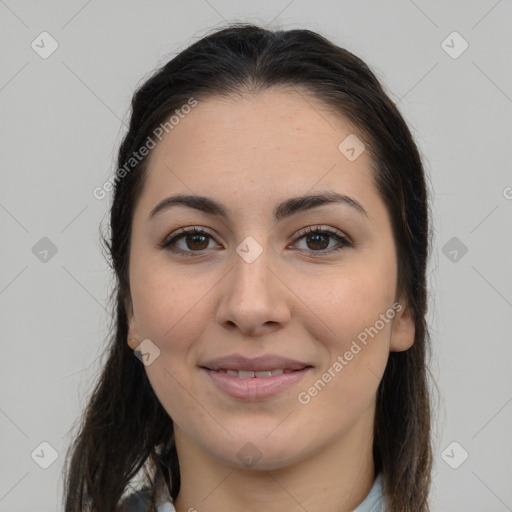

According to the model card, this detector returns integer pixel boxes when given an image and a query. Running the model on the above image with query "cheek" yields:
[131,261,209,344]
[130,265,215,410]
[133,270,212,423]
[295,276,395,433]
[303,261,397,344]
[292,254,396,405]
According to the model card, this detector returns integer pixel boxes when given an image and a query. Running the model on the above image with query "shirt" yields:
[150,474,384,512]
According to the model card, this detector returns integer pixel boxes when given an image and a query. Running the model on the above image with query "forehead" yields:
[138,88,379,218]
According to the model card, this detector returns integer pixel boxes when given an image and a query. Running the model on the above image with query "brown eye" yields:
[159,227,221,256]
[184,233,210,251]
[292,227,352,255]
[305,233,330,251]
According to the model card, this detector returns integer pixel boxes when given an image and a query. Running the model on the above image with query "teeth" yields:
[220,368,286,379]
[255,370,272,378]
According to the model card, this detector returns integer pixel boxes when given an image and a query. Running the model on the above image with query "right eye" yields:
[158,226,222,256]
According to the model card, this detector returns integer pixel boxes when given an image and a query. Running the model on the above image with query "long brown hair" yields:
[63,23,434,511]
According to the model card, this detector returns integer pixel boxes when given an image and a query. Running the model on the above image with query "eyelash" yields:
[158,225,352,257]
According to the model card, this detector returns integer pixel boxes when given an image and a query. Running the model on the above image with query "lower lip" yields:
[202,368,311,400]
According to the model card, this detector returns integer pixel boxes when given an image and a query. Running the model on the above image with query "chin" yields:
[200,429,311,471]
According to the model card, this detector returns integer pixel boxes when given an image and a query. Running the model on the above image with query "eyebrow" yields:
[148,191,368,222]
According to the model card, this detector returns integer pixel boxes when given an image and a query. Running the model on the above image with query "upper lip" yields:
[200,354,312,372]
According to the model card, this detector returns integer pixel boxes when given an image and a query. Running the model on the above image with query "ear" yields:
[389,300,415,352]
[125,297,140,351]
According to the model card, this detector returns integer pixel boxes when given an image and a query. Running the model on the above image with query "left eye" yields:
[291,227,351,253]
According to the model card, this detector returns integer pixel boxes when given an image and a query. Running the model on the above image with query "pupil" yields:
[187,234,208,250]
[308,234,328,250]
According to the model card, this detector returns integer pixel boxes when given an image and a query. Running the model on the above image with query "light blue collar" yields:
[353,474,384,512]
[157,474,384,512]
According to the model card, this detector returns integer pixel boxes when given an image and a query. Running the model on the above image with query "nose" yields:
[215,246,291,336]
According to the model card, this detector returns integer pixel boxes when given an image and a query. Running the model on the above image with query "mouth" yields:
[199,355,313,400]
[201,365,313,402]
[205,367,311,379]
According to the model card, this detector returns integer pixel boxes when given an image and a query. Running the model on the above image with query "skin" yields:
[126,88,415,512]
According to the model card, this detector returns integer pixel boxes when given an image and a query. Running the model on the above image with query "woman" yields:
[63,23,434,512]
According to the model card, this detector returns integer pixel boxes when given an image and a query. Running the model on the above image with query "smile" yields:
[202,366,312,400]
[211,368,303,378]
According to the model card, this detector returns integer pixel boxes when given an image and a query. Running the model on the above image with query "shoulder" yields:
[119,488,175,512]
[119,488,152,512]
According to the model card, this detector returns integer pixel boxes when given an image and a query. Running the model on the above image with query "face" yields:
[127,88,415,470]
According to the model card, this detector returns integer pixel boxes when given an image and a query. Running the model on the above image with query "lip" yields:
[199,354,311,372]
[202,367,312,400]
[199,354,313,401]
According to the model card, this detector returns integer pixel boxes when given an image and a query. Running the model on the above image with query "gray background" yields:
[1,1,511,511]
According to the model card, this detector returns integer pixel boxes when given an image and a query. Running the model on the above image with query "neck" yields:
[172,402,377,512]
